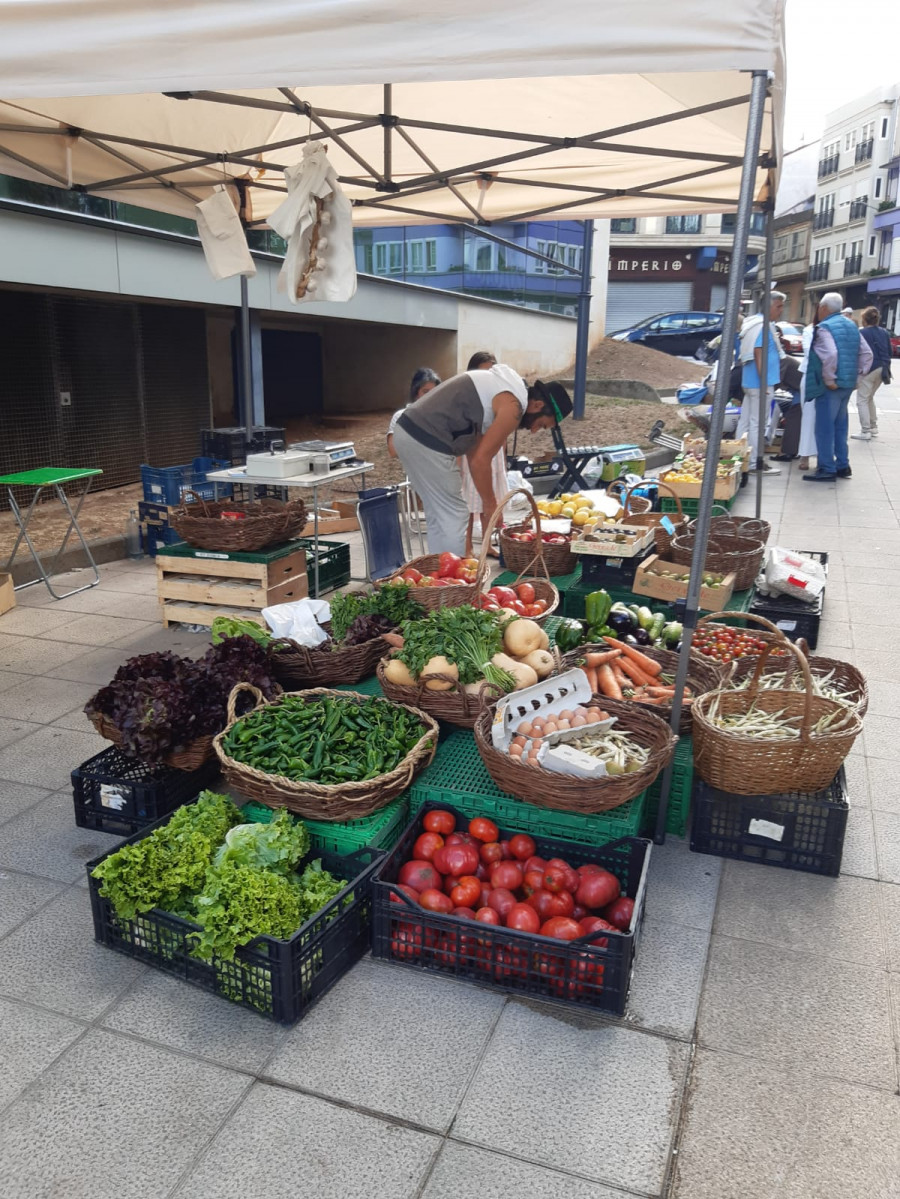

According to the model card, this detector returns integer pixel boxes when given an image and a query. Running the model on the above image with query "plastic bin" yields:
[140,457,231,506]
[660,494,737,517]
[644,736,693,837]
[88,826,383,1023]
[749,550,828,650]
[689,768,847,876]
[241,792,409,855]
[409,730,647,845]
[298,537,351,595]
[579,545,654,590]
[372,802,651,1016]
[201,426,286,463]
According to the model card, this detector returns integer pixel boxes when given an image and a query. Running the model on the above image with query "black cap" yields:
[531,379,573,422]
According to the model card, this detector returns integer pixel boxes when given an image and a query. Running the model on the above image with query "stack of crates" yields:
[138,457,230,557]
[201,426,286,464]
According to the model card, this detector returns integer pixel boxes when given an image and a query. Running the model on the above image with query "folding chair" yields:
[357,482,425,581]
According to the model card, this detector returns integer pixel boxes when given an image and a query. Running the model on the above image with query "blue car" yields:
[608,311,724,357]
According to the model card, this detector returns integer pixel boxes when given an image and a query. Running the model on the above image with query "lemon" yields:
[561,505,576,519]
[572,509,592,526]
[547,501,563,516]
[574,496,593,510]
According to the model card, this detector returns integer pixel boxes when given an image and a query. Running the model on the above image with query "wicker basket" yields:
[268,626,390,689]
[725,650,868,717]
[692,610,792,662]
[88,711,217,771]
[690,514,771,546]
[473,698,677,813]
[213,684,439,820]
[692,639,863,795]
[499,488,575,577]
[169,489,308,553]
[670,530,766,592]
[379,554,475,611]
[377,658,506,729]
[560,643,723,734]
[478,492,559,622]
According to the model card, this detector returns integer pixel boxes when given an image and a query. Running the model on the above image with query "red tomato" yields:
[418,576,434,586]
[540,916,583,940]
[498,840,513,860]
[542,867,568,894]
[572,904,588,922]
[508,600,527,616]
[544,860,579,893]
[413,832,444,862]
[515,582,536,605]
[475,906,501,925]
[601,896,635,932]
[452,906,476,919]
[532,600,548,614]
[460,557,479,572]
[523,603,543,618]
[469,817,500,843]
[438,551,462,578]
[524,856,547,874]
[478,595,500,611]
[475,862,490,881]
[527,888,574,921]
[479,885,492,908]
[461,570,477,584]
[398,860,442,892]
[390,923,423,959]
[419,888,454,914]
[523,869,545,896]
[401,568,423,584]
[489,585,517,607]
[442,843,480,878]
[577,862,603,877]
[480,841,503,865]
[505,902,541,933]
[445,831,477,847]
[388,884,420,905]
[579,916,617,947]
[424,810,455,836]
[509,834,536,862]
[490,861,524,891]
[450,876,482,909]
[487,887,517,920]
[546,890,575,918]
[575,869,621,911]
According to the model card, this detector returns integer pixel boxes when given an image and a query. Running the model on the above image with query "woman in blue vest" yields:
[803,293,873,482]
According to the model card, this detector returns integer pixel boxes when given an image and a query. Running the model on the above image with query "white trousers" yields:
[856,367,883,433]
[737,387,772,456]
[392,424,470,557]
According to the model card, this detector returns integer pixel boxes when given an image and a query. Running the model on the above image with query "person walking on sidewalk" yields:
[803,292,873,482]
[852,306,892,442]
[737,291,786,474]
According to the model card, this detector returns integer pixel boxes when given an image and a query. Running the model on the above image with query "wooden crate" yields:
[0,572,15,617]
[156,547,307,628]
[632,554,735,611]
[300,506,359,536]
[570,523,654,559]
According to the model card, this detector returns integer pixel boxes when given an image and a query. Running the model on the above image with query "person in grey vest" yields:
[393,366,571,556]
[803,292,872,482]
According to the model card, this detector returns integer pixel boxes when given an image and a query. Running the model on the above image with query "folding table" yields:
[0,467,102,599]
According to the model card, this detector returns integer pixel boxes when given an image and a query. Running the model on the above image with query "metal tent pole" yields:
[239,274,254,442]
[652,68,771,844]
[755,206,775,517]
[573,219,595,420]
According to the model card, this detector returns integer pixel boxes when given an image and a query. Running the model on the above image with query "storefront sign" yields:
[607,249,733,282]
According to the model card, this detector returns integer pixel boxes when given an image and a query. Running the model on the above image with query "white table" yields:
[206,461,373,597]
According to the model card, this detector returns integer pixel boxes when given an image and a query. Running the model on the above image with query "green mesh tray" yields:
[241,791,409,854]
[334,675,384,697]
[410,730,646,845]
[644,735,693,837]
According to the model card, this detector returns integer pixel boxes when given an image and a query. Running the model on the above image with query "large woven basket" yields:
[560,643,723,734]
[725,649,868,717]
[473,698,677,813]
[692,610,791,662]
[690,514,771,546]
[624,481,690,556]
[499,488,575,577]
[379,554,475,611]
[478,493,559,623]
[670,530,765,592]
[691,640,863,795]
[88,710,216,771]
[377,658,507,729]
[170,489,308,553]
[213,684,439,820]
[268,625,391,689]
[605,479,652,514]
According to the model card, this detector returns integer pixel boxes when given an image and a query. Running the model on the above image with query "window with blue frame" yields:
[665,215,703,234]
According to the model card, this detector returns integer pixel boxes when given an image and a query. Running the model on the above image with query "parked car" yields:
[775,321,803,355]
[608,311,723,357]
[890,333,900,359]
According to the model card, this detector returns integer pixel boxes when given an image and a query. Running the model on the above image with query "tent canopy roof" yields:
[0,0,785,226]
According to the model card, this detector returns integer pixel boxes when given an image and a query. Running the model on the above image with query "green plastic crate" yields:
[157,537,307,565]
[645,736,693,837]
[297,537,351,596]
[409,730,646,845]
[660,495,737,517]
[241,792,410,854]
[334,675,384,697]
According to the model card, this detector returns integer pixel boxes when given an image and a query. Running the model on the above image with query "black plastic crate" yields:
[201,426,286,463]
[72,746,220,835]
[578,544,653,590]
[749,549,827,650]
[690,769,847,876]
[88,825,383,1023]
[372,802,651,1017]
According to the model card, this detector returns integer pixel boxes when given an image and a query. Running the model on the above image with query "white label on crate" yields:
[195,552,230,560]
[99,784,130,811]
[747,817,785,842]
[776,620,798,632]
[604,558,623,569]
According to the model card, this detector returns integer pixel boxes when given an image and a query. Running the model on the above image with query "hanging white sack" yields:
[195,186,256,280]
[268,142,357,304]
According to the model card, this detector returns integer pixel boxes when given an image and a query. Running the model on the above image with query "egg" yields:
[572,714,588,727]
[585,706,604,722]
[543,720,558,735]
[531,716,545,730]
[511,735,527,749]
[517,721,533,737]
[526,751,541,766]
[556,718,571,730]
[509,743,523,757]
[530,736,544,749]
[558,709,574,721]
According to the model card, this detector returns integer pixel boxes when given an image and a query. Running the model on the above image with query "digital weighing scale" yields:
[289,439,357,467]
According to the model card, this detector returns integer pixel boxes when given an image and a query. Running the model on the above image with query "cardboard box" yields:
[658,466,740,501]
[300,505,359,536]
[633,554,735,610]
[0,572,15,616]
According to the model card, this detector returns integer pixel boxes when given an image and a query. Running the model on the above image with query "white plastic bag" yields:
[262,597,331,645]
[503,471,533,522]
[763,547,826,604]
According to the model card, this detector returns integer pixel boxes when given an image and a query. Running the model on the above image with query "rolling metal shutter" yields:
[710,283,728,312]
[605,281,694,333]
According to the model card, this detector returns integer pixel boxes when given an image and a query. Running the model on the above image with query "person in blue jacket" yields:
[852,306,893,441]
[803,293,873,482]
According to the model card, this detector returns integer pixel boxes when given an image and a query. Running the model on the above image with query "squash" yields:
[383,657,416,688]
[503,618,543,658]
[521,649,555,679]
[421,655,459,691]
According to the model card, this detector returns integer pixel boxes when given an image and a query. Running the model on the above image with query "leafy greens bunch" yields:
[397,605,509,686]
[329,583,423,643]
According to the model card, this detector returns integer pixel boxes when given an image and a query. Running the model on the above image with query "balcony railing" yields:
[855,139,874,164]
[813,209,835,231]
[818,154,840,178]
[844,255,863,277]
[849,198,869,221]
[808,262,830,282]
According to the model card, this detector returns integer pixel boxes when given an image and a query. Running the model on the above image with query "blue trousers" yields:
[813,386,853,475]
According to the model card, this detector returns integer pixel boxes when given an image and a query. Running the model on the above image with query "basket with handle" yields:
[641,481,690,556]
[499,487,575,577]
[268,625,393,689]
[691,610,792,662]
[378,553,474,611]
[473,697,677,813]
[87,710,217,772]
[477,491,559,622]
[169,489,308,553]
[669,529,766,592]
[691,638,863,795]
[724,646,868,718]
[690,514,771,546]
[213,683,439,820]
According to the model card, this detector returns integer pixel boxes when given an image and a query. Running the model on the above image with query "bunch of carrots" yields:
[577,638,692,707]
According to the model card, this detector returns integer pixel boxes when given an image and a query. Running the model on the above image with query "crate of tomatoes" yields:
[372,802,650,1016]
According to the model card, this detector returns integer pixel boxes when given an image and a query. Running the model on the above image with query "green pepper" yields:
[584,589,612,629]
[553,618,585,653]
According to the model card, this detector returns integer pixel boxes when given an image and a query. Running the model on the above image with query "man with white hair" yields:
[803,292,873,482]
[738,290,786,473]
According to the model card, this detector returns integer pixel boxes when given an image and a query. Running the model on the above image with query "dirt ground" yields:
[0,340,697,557]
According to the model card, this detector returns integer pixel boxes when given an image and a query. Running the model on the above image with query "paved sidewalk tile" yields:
[38,614,154,647]
[0,1028,248,1199]
[0,607,86,638]
[177,1082,440,1199]
[642,836,722,932]
[423,1143,629,1199]
[0,790,121,883]
[0,724,105,789]
[0,996,85,1113]
[878,882,900,973]
[0,777,48,826]
[699,934,896,1089]
[0,870,64,940]
[672,1048,900,1199]
[0,675,96,725]
[842,752,871,807]
[861,715,900,762]
[43,646,141,685]
[865,756,900,815]
[874,810,900,883]
[625,917,710,1040]
[267,960,504,1132]
[841,807,879,879]
[454,1001,688,1195]
[0,636,87,675]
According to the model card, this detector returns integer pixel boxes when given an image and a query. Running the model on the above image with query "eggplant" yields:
[607,610,636,637]
[633,628,652,646]
[623,634,640,648]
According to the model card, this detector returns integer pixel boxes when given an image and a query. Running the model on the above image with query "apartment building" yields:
[807,85,900,313]
[767,199,814,324]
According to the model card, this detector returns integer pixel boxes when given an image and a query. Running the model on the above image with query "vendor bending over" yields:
[392,364,572,556]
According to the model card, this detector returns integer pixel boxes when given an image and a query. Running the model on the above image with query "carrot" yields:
[601,636,662,677]
[584,665,599,693]
[596,664,623,701]
[611,661,630,687]
[584,650,622,668]
[617,656,655,689]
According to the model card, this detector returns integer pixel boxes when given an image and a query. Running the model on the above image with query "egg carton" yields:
[491,668,614,752]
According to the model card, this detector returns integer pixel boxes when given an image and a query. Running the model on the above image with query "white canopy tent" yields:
[0,0,787,839]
